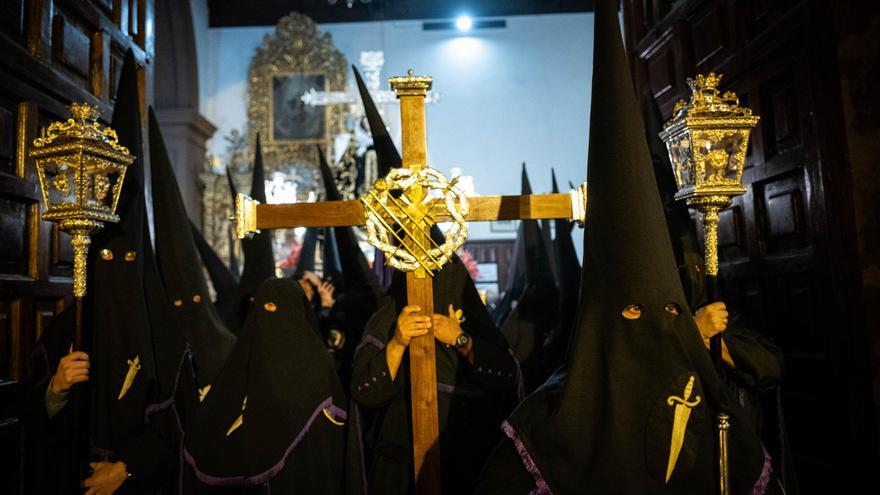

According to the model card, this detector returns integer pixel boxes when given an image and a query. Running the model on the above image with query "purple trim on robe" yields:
[355,334,387,355]
[184,396,343,487]
[501,420,553,495]
[144,346,190,420]
[752,446,773,495]
[373,249,394,289]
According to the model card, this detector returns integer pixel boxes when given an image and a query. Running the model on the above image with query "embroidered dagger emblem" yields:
[117,355,141,400]
[665,375,701,482]
[226,396,247,436]
[198,384,212,402]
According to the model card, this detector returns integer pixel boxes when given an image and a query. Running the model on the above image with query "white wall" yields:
[197,12,594,251]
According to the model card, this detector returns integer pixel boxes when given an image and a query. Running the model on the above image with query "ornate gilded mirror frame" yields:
[247,13,348,173]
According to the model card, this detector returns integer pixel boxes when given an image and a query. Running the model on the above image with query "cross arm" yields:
[234,183,586,238]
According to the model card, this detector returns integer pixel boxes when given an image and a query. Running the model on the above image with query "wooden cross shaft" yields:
[239,71,585,495]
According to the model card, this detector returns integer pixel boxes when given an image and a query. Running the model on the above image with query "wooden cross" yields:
[235,70,585,495]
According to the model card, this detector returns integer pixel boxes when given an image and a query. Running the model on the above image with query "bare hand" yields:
[431,304,463,346]
[83,461,127,495]
[317,280,335,309]
[50,344,89,394]
[695,302,728,345]
[394,305,431,347]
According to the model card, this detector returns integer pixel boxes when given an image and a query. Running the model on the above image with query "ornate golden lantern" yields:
[30,103,133,298]
[659,73,759,278]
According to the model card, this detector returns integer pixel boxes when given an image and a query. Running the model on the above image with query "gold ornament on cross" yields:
[362,167,469,275]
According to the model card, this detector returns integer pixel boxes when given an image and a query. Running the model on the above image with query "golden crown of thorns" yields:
[361,167,469,275]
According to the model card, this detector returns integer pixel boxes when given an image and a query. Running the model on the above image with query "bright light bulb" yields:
[455,16,473,31]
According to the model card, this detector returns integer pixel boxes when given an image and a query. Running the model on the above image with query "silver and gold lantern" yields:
[29,102,133,298]
[659,73,759,277]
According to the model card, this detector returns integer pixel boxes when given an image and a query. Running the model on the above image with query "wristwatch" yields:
[452,332,470,350]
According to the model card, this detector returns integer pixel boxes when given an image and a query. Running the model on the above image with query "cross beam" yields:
[241,192,582,231]
[235,71,586,495]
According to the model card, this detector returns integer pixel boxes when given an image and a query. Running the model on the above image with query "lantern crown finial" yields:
[33,102,129,154]
[671,72,753,121]
[69,102,100,121]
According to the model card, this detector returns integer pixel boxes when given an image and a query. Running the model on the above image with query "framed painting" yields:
[270,72,328,144]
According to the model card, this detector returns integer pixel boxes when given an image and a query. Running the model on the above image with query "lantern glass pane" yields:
[668,131,694,190]
[47,158,77,206]
[693,130,747,185]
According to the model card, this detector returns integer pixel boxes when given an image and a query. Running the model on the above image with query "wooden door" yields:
[0,1,154,493]
[623,0,875,491]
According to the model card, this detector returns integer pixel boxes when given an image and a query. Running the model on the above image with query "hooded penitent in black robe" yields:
[192,220,240,318]
[475,1,768,493]
[642,89,794,494]
[495,164,560,393]
[183,278,364,494]
[352,258,519,495]
[22,50,191,493]
[316,146,381,388]
[223,136,276,335]
[149,108,236,390]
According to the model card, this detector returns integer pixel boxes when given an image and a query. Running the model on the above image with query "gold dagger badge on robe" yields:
[117,355,141,400]
[665,375,701,482]
[226,396,247,436]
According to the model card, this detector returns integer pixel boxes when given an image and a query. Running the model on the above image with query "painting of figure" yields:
[271,73,327,142]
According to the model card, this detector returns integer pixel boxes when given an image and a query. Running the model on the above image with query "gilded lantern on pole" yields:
[659,73,759,276]
[29,102,133,298]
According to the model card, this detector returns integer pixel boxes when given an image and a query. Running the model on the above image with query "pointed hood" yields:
[353,65,401,177]
[642,89,706,310]
[542,169,582,368]
[85,48,158,454]
[191,220,239,314]
[493,164,558,327]
[149,108,235,387]
[224,136,277,334]
[540,171,561,285]
[318,146,380,294]
[495,1,765,492]
[293,227,319,279]
[225,167,241,277]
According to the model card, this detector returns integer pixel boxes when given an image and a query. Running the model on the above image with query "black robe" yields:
[352,258,519,494]
[183,278,364,494]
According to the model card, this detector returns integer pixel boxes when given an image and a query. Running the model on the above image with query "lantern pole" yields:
[30,103,133,348]
[660,73,760,495]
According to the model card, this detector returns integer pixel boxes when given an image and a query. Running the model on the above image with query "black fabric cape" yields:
[192,220,239,318]
[352,258,519,495]
[496,164,560,393]
[183,278,364,494]
[642,89,794,494]
[149,108,236,388]
[22,50,191,493]
[476,1,766,493]
[224,135,276,335]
